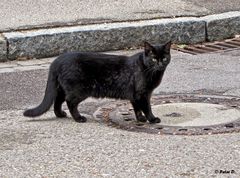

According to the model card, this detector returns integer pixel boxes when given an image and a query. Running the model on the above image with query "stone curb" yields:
[0,11,240,61]
[0,35,7,61]
[202,11,240,41]
[3,17,206,60]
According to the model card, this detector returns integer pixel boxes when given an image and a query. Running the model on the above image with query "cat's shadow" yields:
[24,115,96,123]
[25,117,67,122]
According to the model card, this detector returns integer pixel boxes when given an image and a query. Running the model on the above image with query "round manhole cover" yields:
[93,94,240,135]
[152,103,240,127]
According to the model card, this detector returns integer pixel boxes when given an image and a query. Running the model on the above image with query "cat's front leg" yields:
[131,101,147,122]
[135,96,161,124]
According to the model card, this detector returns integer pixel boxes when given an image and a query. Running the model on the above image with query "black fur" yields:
[24,41,171,123]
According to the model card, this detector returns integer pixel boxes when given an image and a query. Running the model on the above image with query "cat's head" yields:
[142,41,171,71]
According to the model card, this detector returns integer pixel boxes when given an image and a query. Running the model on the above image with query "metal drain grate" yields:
[173,37,240,55]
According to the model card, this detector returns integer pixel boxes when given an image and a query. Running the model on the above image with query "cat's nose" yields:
[158,62,163,67]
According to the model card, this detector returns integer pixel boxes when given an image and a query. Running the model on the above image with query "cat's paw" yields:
[74,116,87,123]
[136,115,147,122]
[148,117,161,124]
[55,111,67,118]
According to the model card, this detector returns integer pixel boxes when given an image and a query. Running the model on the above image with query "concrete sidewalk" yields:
[0,0,240,61]
[1,0,240,32]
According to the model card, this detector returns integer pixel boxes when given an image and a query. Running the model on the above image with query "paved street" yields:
[0,49,240,177]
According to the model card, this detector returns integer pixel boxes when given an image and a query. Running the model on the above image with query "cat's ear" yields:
[164,40,171,54]
[144,41,153,55]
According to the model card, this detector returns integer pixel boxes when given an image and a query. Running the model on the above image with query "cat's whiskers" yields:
[144,64,155,76]
[143,65,154,73]
[149,67,155,81]
[150,66,160,81]
[147,69,155,80]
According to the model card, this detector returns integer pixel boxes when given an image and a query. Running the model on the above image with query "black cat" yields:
[24,41,171,123]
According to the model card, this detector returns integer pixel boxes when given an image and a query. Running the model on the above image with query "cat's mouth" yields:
[155,65,166,72]
[158,66,166,71]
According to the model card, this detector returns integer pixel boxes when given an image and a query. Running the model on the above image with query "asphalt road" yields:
[1,50,240,111]
[1,0,240,32]
[0,49,240,177]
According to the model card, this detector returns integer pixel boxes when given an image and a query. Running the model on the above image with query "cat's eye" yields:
[152,58,157,62]
[163,58,168,62]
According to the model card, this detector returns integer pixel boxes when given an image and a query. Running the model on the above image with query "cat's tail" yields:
[23,69,57,117]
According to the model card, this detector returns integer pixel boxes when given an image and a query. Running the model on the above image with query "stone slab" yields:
[3,17,205,60]
[16,59,48,66]
[203,11,240,41]
[0,35,7,62]
[223,88,240,97]
[0,67,15,73]
[0,62,17,69]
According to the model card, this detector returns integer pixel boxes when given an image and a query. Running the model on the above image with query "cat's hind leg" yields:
[66,93,87,123]
[54,86,67,118]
